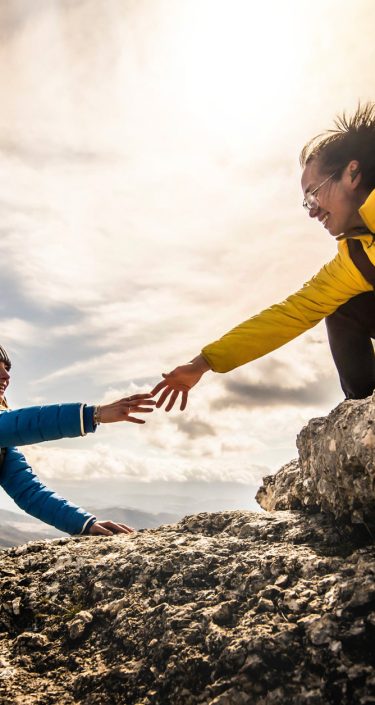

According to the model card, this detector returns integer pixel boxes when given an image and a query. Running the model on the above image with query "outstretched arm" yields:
[0,403,93,447]
[0,447,137,536]
[152,244,373,411]
[0,394,155,447]
[0,395,154,535]
[151,355,211,411]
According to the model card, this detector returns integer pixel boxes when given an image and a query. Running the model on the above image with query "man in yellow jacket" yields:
[152,103,375,408]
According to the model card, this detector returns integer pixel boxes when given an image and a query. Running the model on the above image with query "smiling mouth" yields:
[321,213,329,227]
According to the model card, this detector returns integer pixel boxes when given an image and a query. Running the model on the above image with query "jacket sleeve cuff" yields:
[79,515,97,535]
[82,405,96,435]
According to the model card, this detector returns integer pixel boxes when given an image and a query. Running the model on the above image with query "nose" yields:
[309,206,319,219]
[0,369,10,382]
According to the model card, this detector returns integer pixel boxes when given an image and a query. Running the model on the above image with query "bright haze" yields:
[0,0,373,517]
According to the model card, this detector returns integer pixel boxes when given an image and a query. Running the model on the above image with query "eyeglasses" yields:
[302,171,337,212]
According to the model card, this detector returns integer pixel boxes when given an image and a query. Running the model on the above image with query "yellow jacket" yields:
[201,189,375,373]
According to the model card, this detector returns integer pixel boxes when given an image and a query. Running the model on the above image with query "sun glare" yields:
[168,1,303,149]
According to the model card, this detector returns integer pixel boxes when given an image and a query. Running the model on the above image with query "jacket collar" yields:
[359,189,375,234]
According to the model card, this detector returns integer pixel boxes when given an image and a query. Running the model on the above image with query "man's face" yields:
[301,159,364,238]
[0,362,10,403]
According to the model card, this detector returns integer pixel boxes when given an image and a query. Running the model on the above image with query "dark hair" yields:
[300,103,375,191]
[0,345,11,370]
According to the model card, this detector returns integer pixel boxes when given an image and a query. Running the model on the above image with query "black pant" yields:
[325,292,375,399]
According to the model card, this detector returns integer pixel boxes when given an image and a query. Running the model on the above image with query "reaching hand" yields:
[89,520,135,536]
[100,394,155,425]
[151,355,211,411]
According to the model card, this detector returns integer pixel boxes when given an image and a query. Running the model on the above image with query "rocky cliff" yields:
[256,394,375,528]
[0,396,374,705]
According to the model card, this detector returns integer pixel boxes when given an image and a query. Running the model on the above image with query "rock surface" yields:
[0,395,374,704]
[256,394,375,528]
[0,510,374,705]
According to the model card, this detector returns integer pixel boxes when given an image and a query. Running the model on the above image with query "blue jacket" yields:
[0,403,97,535]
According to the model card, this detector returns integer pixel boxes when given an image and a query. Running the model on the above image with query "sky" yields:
[0,0,374,518]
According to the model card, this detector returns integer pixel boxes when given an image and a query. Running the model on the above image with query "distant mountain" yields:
[0,506,181,548]
[87,506,180,530]
[0,510,63,548]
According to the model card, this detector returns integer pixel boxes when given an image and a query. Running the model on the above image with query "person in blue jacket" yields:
[0,345,155,537]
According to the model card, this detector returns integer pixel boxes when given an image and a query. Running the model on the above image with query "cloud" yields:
[209,328,341,411]
[22,441,270,485]
[212,378,332,410]
[0,2,40,40]
[0,318,40,347]
[173,415,216,439]
[0,137,120,166]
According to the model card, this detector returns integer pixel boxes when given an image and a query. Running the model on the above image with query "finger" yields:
[128,406,154,413]
[126,394,154,402]
[90,525,113,536]
[150,381,168,396]
[155,381,191,393]
[115,524,135,534]
[118,523,136,532]
[128,399,156,407]
[161,373,176,382]
[155,387,174,408]
[98,521,134,534]
[180,391,189,411]
[109,525,132,534]
[126,416,146,424]
[165,390,179,412]
[128,399,156,406]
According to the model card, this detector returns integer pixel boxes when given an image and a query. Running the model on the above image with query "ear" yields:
[345,160,361,187]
